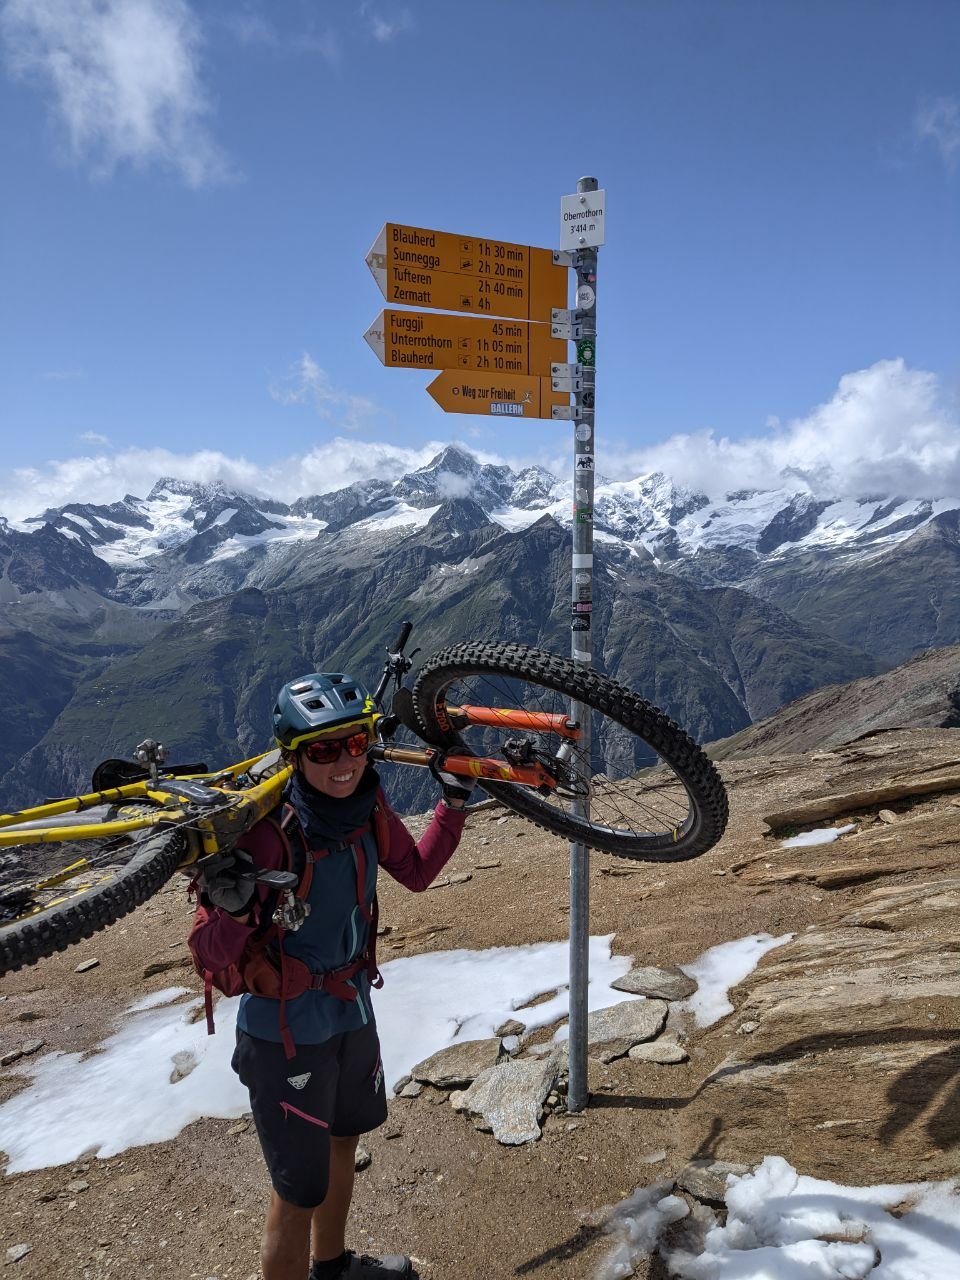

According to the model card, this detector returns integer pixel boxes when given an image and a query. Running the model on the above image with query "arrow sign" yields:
[366,224,567,322]
[364,309,566,375]
[427,371,570,419]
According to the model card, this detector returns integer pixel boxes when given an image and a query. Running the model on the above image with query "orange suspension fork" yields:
[368,744,559,790]
[449,705,580,739]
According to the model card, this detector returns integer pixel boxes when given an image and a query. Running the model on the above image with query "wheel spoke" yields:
[413,642,727,861]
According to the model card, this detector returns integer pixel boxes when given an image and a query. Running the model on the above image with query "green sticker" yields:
[576,339,595,367]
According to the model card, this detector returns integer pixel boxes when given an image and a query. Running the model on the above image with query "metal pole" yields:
[566,176,599,1113]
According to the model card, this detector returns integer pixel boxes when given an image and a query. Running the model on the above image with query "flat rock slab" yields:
[672,874,960,1184]
[678,1158,751,1204]
[612,965,697,1001]
[586,999,668,1063]
[838,876,960,931]
[739,831,958,889]
[762,769,960,829]
[410,1038,504,1088]
[453,1053,562,1145]
[627,1036,688,1064]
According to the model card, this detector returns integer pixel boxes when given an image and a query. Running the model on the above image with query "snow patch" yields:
[781,824,856,848]
[666,1156,960,1280]
[678,933,793,1028]
[206,516,326,562]
[488,504,546,532]
[0,935,636,1173]
[356,502,440,531]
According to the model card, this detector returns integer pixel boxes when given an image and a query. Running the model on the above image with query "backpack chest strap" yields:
[281,804,374,917]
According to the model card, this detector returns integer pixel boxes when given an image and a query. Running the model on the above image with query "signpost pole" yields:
[566,176,599,1114]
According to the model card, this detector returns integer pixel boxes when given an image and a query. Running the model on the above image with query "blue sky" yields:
[1,0,958,517]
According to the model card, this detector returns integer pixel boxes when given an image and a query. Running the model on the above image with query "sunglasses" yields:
[301,729,371,765]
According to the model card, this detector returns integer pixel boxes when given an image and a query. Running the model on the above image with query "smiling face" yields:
[296,727,369,798]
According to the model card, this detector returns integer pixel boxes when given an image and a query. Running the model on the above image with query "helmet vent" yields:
[343,689,358,702]
[304,697,327,710]
[290,682,314,695]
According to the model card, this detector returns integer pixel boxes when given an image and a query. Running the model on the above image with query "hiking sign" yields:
[366,223,567,322]
[426,371,569,418]
[363,309,565,377]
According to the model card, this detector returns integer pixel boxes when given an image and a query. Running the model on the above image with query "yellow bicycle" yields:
[0,625,728,976]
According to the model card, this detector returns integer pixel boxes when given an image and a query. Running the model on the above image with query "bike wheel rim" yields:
[425,664,698,846]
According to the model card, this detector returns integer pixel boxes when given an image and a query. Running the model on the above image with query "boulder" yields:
[585,999,669,1063]
[410,1038,504,1087]
[454,1052,562,1145]
[612,965,697,1001]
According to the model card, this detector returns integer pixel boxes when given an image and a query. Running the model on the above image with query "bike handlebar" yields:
[373,620,415,709]
[391,620,413,654]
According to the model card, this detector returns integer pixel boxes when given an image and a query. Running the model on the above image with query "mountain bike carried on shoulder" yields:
[0,624,727,975]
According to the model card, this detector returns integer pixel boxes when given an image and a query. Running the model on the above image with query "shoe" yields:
[310,1252,415,1280]
[342,1250,415,1278]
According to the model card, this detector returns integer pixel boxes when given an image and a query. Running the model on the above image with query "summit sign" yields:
[559,189,606,248]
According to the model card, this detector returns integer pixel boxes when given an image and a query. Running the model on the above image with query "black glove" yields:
[429,751,477,805]
[199,848,258,916]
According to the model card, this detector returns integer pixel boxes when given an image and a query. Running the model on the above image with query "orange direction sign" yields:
[364,310,566,375]
[427,371,569,420]
[366,224,567,322]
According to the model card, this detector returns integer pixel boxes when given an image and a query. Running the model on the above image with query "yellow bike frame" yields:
[0,753,292,867]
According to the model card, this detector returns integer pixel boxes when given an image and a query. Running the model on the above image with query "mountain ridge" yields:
[3,446,959,809]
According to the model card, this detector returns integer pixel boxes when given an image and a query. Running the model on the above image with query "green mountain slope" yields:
[1,504,880,812]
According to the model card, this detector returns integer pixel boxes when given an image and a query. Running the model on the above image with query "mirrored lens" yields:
[303,729,370,764]
[344,730,371,757]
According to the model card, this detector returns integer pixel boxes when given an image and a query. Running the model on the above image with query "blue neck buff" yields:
[286,765,380,848]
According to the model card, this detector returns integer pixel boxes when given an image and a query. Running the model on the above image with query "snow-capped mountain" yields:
[10,445,956,588]
[4,443,960,812]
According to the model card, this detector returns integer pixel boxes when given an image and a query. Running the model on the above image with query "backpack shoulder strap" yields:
[371,787,391,861]
[278,802,313,899]
[242,809,292,939]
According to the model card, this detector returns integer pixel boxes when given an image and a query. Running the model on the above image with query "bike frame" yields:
[0,758,292,858]
[0,703,581,859]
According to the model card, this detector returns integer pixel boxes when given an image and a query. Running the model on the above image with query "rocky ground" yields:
[1,726,958,1279]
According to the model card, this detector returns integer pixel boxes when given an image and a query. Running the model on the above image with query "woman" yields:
[191,671,472,1280]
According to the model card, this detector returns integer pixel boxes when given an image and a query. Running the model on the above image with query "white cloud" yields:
[3,359,958,521]
[915,95,960,171]
[222,6,339,62]
[0,0,230,187]
[434,472,474,498]
[79,431,110,444]
[269,353,380,432]
[360,3,413,43]
[612,359,960,500]
[42,368,85,381]
[0,439,459,521]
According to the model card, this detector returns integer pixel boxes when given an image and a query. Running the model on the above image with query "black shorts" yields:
[231,1022,388,1208]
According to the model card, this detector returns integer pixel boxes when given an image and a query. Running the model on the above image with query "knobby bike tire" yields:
[0,827,187,977]
[412,641,728,861]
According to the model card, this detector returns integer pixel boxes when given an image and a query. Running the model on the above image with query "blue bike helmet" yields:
[273,672,378,750]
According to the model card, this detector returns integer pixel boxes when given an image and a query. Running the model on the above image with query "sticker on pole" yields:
[576,339,596,367]
[560,189,606,248]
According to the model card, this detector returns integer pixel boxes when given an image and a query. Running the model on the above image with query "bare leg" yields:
[311,1133,359,1264]
[261,1190,314,1280]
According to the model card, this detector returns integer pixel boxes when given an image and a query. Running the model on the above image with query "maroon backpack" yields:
[188,791,390,1058]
